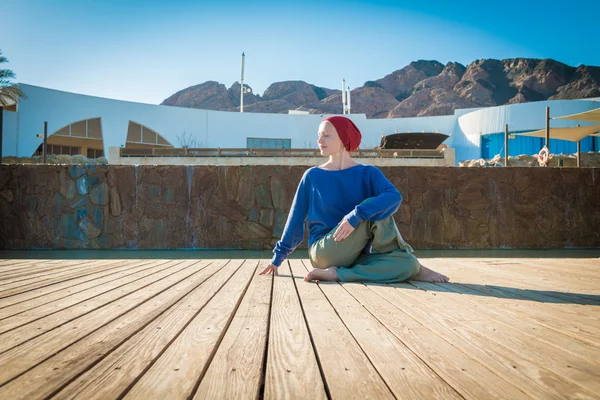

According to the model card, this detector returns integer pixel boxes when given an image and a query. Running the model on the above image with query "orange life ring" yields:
[538,146,549,166]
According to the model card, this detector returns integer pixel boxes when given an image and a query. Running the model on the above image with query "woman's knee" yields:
[309,245,331,269]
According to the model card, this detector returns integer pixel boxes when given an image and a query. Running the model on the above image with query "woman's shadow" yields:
[380,281,600,306]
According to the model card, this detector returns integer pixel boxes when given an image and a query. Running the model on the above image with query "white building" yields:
[2,84,599,164]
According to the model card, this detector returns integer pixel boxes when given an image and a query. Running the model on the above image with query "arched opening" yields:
[32,117,105,159]
[125,121,173,149]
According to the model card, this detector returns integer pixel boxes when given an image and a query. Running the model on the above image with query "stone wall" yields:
[0,165,598,250]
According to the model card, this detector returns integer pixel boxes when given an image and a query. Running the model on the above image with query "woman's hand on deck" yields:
[333,218,355,242]
[259,263,279,276]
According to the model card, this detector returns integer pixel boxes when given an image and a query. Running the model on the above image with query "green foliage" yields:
[0,49,26,107]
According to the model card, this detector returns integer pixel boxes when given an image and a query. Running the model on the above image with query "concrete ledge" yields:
[108,147,455,166]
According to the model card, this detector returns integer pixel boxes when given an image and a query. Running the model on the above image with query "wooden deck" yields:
[0,255,598,399]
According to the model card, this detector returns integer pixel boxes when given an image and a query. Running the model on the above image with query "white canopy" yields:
[515,124,600,142]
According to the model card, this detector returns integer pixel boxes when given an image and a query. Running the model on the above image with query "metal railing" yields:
[119,147,445,159]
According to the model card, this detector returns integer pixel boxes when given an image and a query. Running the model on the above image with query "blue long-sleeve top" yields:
[271,164,403,267]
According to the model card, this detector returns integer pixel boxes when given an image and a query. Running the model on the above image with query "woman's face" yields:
[317,121,345,156]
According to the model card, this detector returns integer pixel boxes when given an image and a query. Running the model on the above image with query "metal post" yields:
[577,140,581,168]
[504,123,509,167]
[347,86,351,115]
[43,121,48,164]
[0,107,3,164]
[342,79,346,114]
[545,107,550,150]
[240,52,245,113]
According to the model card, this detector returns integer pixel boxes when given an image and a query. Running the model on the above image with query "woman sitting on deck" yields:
[260,116,449,283]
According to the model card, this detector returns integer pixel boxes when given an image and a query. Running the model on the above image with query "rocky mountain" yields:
[161,58,600,118]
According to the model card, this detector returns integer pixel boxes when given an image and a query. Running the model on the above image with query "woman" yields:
[259,116,449,283]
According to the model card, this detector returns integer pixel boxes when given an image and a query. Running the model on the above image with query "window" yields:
[126,121,172,147]
[246,137,291,149]
[52,118,102,139]
[87,148,104,159]
[34,144,81,157]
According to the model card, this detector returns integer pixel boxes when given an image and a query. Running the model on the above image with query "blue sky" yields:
[3,0,599,104]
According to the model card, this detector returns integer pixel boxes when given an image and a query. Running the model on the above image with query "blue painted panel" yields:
[481,132,597,158]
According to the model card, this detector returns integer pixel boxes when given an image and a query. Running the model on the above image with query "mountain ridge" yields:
[161,58,600,118]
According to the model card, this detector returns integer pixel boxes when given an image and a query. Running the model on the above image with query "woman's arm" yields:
[344,167,402,228]
[269,171,311,267]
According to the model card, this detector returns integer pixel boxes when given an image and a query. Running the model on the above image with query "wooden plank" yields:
[286,260,394,399]
[0,259,63,269]
[0,260,64,273]
[0,260,171,308]
[344,282,531,399]
[447,282,600,345]
[0,259,222,387]
[192,260,272,399]
[0,260,119,286]
[439,258,600,296]
[434,258,600,320]
[122,261,259,400]
[263,260,327,400]
[407,282,600,394]
[467,259,600,294]
[371,282,596,400]
[0,260,133,298]
[0,260,231,400]
[0,260,178,333]
[0,260,191,353]
[427,258,600,316]
[50,260,249,400]
[0,260,96,281]
[414,281,600,364]
[522,258,600,282]
[0,260,169,320]
[318,281,461,398]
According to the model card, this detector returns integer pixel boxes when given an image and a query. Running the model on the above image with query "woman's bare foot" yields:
[411,264,450,283]
[304,267,340,282]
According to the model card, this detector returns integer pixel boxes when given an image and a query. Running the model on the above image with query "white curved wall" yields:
[455,99,600,161]
[3,84,598,164]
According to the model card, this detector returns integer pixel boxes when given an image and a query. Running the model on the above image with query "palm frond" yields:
[0,69,16,81]
[0,49,27,106]
[0,84,27,106]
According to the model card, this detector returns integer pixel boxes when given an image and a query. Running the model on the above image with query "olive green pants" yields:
[309,215,420,283]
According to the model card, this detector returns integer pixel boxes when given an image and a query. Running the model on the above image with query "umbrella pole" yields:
[577,140,581,168]
[545,107,550,151]
[504,124,509,167]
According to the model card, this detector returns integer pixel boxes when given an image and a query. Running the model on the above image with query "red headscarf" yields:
[322,116,362,152]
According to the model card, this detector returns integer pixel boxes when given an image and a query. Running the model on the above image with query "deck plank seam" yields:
[0,260,145,300]
[426,282,600,367]
[313,283,397,399]
[292,260,332,400]
[10,260,228,398]
[258,260,274,400]
[0,260,178,326]
[0,260,219,386]
[0,260,129,287]
[0,260,195,353]
[187,260,264,400]
[0,259,123,280]
[406,282,600,394]
[117,259,254,400]
[0,260,172,310]
[343,282,467,400]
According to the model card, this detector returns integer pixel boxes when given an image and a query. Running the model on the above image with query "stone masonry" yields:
[0,165,598,250]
